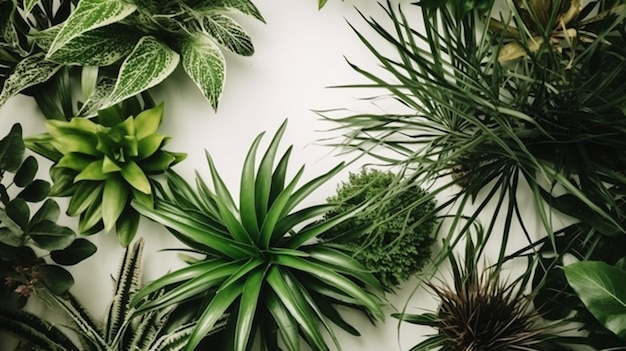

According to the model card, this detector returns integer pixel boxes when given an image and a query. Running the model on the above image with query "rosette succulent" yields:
[25,100,186,246]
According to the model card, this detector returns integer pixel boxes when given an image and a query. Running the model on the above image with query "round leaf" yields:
[50,238,97,265]
[6,198,30,230]
[17,179,50,202]
[13,155,38,187]
[28,220,76,251]
[33,264,74,295]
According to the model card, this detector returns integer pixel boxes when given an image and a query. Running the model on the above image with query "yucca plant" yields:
[0,238,218,351]
[131,120,385,351]
[393,230,573,351]
[24,98,186,246]
[325,0,626,265]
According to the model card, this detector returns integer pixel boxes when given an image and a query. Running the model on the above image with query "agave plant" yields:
[0,123,95,309]
[14,0,265,114]
[325,0,626,266]
[24,98,186,246]
[131,120,385,351]
[0,238,218,351]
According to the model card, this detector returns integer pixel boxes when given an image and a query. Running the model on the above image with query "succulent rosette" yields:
[25,101,186,246]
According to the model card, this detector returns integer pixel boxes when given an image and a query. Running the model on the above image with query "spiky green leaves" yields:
[131,120,385,351]
[25,101,186,246]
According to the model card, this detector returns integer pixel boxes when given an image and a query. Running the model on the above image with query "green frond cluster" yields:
[321,168,437,290]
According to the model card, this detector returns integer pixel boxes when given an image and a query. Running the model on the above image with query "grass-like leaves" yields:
[131,120,385,351]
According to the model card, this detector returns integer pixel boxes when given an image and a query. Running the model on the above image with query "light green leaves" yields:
[106,37,179,110]
[0,54,62,107]
[565,261,626,340]
[47,0,137,57]
[180,36,224,111]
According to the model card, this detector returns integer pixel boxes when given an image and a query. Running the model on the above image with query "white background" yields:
[0,1,547,350]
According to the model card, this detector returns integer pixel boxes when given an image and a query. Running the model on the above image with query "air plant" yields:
[131,120,385,351]
[325,0,626,266]
[0,238,219,351]
[24,98,186,246]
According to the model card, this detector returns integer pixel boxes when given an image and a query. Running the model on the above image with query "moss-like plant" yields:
[0,238,219,351]
[25,98,186,246]
[0,123,96,309]
[321,168,437,290]
[131,120,385,351]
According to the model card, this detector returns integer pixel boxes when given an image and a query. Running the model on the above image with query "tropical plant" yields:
[321,168,437,290]
[24,98,186,246]
[0,0,75,109]
[130,120,385,351]
[19,0,265,115]
[0,238,220,351]
[0,123,95,309]
[325,0,626,266]
[393,230,572,351]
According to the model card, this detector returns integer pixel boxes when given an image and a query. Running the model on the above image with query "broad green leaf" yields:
[48,24,142,66]
[134,103,164,139]
[6,198,29,230]
[14,156,38,187]
[0,227,22,246]
[0,124,24,172]
[67,182,103,216]
[29,220,76,250]
[203,14,254,56]
[78,198,102,234]
[180,35,224,111]
[137,134,167,158]
[234,267,266,351]
[17,180,50,202]
[318,0,328,9]
[105,36,179,109]
[115,209,140,247]
[102,176,129,233]
[47,0,137,56]
[0,55,62,107]
[74,160,107,181]
[240,132,264,238]
[50,238,97,265]
[57,153,98,173]
[183,279,245,351]
[263,291,300,351]
[33,264,74,295]
[120,160,151,194]
[565,261,626,340]
[193,0,265,22]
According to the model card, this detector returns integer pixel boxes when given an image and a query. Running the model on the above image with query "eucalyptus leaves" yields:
[25,101,186,246]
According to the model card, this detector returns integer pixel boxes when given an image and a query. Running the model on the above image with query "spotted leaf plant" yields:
[24,0,265,114]
[25,99,186,246]
[131,120,385,351]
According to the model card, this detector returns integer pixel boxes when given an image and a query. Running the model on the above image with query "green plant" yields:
[24,98,186,246]
[0,123,96,308]
[393,231,571,351]
[131,120,385,351]
[321,168,437,290]
[325,0,626,266]
[0,0,75,108]
[0,238,219,351]
[19,0,265,115]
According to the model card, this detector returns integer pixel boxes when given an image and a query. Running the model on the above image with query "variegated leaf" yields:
[0,309,79,351]
[47,0,137,57]
[0,53,62,107]
[79,75,117,117]
[46,292,107,350]
[48,24,142,66]
[23,0,39,14]
[180,35,225,111]
[203,14,254,56]
[104,36,179,109]
[193,0,265,23]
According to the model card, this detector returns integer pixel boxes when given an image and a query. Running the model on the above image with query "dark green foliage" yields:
[322,168,437,290]
[0,123,95,309]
